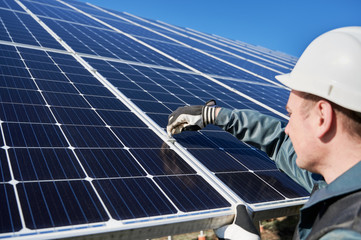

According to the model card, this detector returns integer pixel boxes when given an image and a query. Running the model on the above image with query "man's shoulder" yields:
[308,190,361,240]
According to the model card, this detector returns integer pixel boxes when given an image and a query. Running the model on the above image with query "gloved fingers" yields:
[167,121,202,136]
[166,104,207,136]
[167,112,188,135]
[167,110,180,127]
[167,113,202,136]
[168,106,202,123]
[167,121,188,136]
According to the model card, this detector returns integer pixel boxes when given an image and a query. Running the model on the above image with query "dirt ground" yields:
[153,215,299,240]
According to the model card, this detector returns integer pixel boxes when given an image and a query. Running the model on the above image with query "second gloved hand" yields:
[167,100,217,136]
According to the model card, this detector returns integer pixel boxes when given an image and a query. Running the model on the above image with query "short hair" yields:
[300,92,361,139]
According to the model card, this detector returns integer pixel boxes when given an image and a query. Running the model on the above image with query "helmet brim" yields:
[275,73,292,89]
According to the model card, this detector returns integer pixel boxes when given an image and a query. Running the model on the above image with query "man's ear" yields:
[315,100,334,139]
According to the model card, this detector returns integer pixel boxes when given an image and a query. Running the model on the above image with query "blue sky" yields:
[79,0,361,57]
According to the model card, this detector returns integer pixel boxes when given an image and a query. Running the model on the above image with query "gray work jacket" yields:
[215,108,361,240]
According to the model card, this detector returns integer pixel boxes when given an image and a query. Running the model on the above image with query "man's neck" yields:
[321,137,361,184]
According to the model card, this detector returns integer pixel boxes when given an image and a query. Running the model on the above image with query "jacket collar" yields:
[302,160,361,210]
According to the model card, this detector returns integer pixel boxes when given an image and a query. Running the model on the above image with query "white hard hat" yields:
[276,26,361,112]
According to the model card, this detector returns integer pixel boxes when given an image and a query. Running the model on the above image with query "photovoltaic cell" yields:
[93,178,177,220]
[130,148,196,175]
[0,103,55,123]
[17,181,109,229]
[96,110,147,127]
[0,184,22,233]
[0,150,11,182]
[188,149,249,172]
[75,149,146,178]
[216,172,309,204]
[3,123,68,147]
[111,127,165,148]
[154,175,231,212]
[62,125,123,148]
[9,148,84,180]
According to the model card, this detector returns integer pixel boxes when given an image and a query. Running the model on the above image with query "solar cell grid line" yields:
[69,53,285,121]
[0,43,234,238]
[80,54,299,175]
[43,1,189,70]
[0,0,25,12]
[18,0,189,69]
[66,4,192,46]
[119,11,291,74]
[21,0,108,28]
[0,41,116,220]
[108,60,277,117]
[150,19,297,69]
[174,130,309,202]
[41,0,239,189]
[22,0,67,8]
[19,0,288,120]
[3,2,235,236]
[79,54,308,210]
[82,57,276,126]
[91,18,179,45]
[39,17,186,69]
[211,34,296,64]
[53,0,136,27]
[0,8,63,50]
[128,38,280,82]
[215,77,290,116]
[0,41,114,231]
[85,3,285,87]
[0,0,306,237]
[184,26,298,67]
[57,0,289,120]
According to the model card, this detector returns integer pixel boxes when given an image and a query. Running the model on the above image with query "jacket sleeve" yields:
[214,108,321,193]
[319,229,361,240]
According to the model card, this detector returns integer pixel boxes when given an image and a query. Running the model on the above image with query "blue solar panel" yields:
[0,0,307,239]
[0,0,25,11]
[0,9,63,49]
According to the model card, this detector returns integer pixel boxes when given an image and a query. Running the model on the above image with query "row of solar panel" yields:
[1,0,296,71]
[0,0,307,237]
[0,0,291,83]
[0,41,236,234]
[0,40,307,194]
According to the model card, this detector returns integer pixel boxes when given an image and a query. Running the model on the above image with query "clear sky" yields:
[78,0,361,57]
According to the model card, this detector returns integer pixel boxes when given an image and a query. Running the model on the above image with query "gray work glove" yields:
[215,205,260,240]
[166,100,217,136]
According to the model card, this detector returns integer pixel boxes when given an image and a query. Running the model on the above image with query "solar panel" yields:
[0,0,308,239]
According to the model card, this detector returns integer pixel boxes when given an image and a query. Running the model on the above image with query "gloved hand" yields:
[215,205,260,240]
[166,100,217,136]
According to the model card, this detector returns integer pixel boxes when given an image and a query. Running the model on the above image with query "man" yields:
[166,27,361,239]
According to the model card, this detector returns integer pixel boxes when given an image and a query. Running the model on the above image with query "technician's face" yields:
[285,91,316,171]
